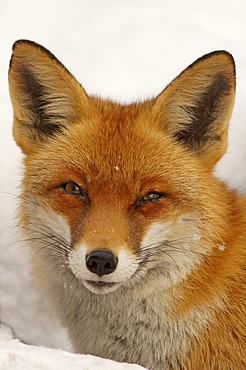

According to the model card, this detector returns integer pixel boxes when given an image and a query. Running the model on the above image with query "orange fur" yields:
[9,40,246,369]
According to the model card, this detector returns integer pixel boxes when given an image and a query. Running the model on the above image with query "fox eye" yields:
[136,191,165,207]
[62,182,86,198]
[143,192,163,201]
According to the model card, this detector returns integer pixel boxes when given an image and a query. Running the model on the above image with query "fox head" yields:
[9,40,235,295]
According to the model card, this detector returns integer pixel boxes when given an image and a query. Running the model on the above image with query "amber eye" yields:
[62,182,86,198]
[136,191,166,207]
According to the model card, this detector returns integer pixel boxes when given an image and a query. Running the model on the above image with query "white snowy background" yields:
[0,0,246,369]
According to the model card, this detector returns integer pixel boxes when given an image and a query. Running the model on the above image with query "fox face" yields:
[9,41,235,297]
[24,113,207,295]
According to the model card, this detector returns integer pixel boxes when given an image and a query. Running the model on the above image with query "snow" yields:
[0,0,246,369]
[218,242,226,252]
[0,324,145,370]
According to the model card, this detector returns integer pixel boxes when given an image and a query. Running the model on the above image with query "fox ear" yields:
[9,40,88,154]
[153,51,236,168]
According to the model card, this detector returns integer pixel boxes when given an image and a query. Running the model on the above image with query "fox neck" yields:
[34,259,223,369]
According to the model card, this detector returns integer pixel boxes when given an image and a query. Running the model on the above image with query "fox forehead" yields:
[56,100,171,167]
[27,100,195,192]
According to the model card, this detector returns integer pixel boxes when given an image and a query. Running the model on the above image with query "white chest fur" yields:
[52,275,211,370]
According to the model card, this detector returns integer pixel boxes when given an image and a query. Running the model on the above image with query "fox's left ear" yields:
[153,51,236,168]
[9,40,88,154]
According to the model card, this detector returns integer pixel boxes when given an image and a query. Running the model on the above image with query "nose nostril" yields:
[105,262,113,271]
[87,260,98,273]
[86,250,118,277]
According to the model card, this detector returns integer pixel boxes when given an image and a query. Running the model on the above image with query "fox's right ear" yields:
[9,40,88,154]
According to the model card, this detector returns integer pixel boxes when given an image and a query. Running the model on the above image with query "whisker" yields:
[140,236,205,256]
[19,220,71,262]
[0,191,39,206]
[31,222,70,247]
[23,222,71,249]
[136,232,206,278]
[18,235,70,257]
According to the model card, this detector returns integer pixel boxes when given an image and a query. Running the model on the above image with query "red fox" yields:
[9,40,246,370]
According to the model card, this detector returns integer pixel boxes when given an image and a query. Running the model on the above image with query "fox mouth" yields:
[86,280,116,288]
[83,280,121,294]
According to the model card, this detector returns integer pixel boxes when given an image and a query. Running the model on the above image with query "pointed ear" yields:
[153,51,236,168]
[9,40,88,154]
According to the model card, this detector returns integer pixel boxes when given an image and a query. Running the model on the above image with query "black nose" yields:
[86,250,118,277]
